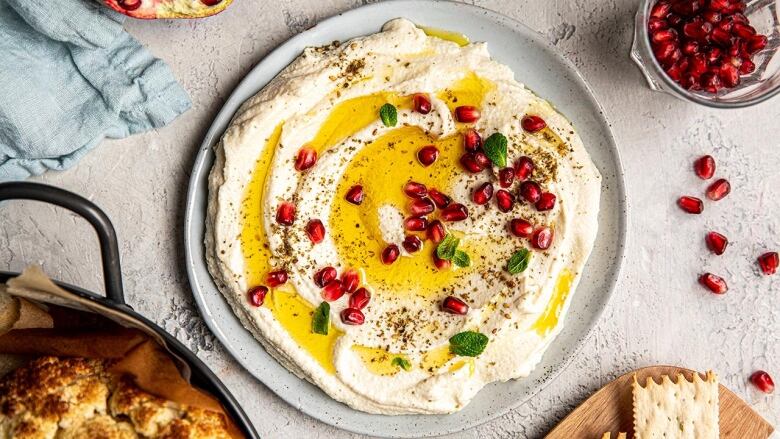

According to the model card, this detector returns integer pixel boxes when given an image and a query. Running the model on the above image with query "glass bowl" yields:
[631,0,780,108]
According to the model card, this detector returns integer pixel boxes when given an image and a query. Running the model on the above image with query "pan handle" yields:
[0,182,125,305]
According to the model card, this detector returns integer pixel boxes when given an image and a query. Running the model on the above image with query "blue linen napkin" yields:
[0,0,191,182]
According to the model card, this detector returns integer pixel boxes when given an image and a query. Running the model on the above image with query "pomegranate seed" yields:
[346,185,364,205]
[276,202,296,226]
[381,244,400,265]
[405,216,428,231]
[409,197,435,216]
[433,253,451,270]
[667,13,682,26]
[418,145,439,166]
[650,1,671,18]
[708,0,729,11]
[413,93,431,114]
[404,181,427,198]
[757,252,779,275]
[750,371,775,394]
[321,280,345,301]
[340,308,365,325]
[683,21,712,41]
[520,181,542,204]
[653,28,678,44]
[678,196,704,214]
[531,227,553,250]
[247,286,268,307]
[705,231,728,255]
[474,152,491,168]
[682,40,700,55]
[499,167,515,188]
[454,106,480,123]
[671,0,702,16]
[719,62,740,87]
[699,273,728,294]
[341,269,360,293]
[748,34,768,54]
[473,182,494,205]
[441,296,469,315]
[521,115,547,133]
[427,220,446,243]
[680,73,702,90]
[428,189,451,208]
[706,178,730,201]
[349,287,371,310]
[463,129,482,152]
[306,219,326,244]
[314,266,337,287]
[711,27,733,46]
[648,17,669,33]
[496,189,515,213]
[514,156,534,180]
[510,218,534,238]
[403,235,423,253]
[739,59,756,75]
[295,147,317,171]
[701,72,722,93]
[694,155,716,179]
[460,153,485,173]
[536,192,557,211]
[702,11,721,23]
[441,203,469,222]
[201,0,223,5]
[732,22,755,39]
[731,12,748,24]
[706,46,722,64]
[689,53,708,76]
[654,40,677,64]
[118,0,142,10]
[266,270,288,287]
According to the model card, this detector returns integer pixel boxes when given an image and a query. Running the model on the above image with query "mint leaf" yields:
[507,248,531,275]
[391,357,411,371]
[311,302,330,335]
[453,250,471,267]
[379,103,397,127]
[436,234,460,260]
[449,331,489,357]
[482,133,507,168]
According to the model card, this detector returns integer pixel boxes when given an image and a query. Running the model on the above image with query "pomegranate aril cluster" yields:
[648,0,768,92]
[315,267,370,325]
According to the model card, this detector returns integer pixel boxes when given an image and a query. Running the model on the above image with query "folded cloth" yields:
[0,0,191,182]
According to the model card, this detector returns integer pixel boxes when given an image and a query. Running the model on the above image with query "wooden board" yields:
[546,365,774,438]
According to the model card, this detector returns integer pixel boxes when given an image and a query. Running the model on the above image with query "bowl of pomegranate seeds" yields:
[632,0,780,107]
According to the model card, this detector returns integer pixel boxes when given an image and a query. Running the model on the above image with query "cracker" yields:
[632,371,719,439]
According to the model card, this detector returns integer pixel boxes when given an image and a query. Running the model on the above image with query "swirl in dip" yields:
[206,18,601,415]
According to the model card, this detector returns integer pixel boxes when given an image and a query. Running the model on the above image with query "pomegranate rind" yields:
[104,0,234,19]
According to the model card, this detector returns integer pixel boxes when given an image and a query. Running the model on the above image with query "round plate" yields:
[184,1,626,437]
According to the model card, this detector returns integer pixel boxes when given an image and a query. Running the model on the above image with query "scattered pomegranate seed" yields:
[531,227,553,250]
[499,167,515,188]
[276,202,296,226]
[514,156,534,180]
[350,287,371,310]
[510,218,534,238]
[699,273,728,294]
[427,220,446,243]
[403,235,423,253]
[455,106,480,123]
[719,63,740,88]
[321,280,345,301]
[404,181,427,198]
[496,190,515,213]
[474,152,491,169]
[705,231,728,255]
[247,286,268,307]
[521,115,547,133]
[381,244,400,265]
[433,253,451,270]
[345,185,364,205]
[118,0,142,10]
[266,270,288,287]
[748,34,768,53]
[706,178,730,201]
[306,219,326,244]
[694,155,716,179]
[678,196,704,214]
[341,308,365,325]
[428,189,451,208]
[536,192,557,211]
[404,216,428,231]
[463,129,482,152]
[201,0,223,5]
[314,266,337,287]
[750,370,775,394]
[739,59,756,74]
[295,147,317,171]
[473,182,494,205]
[757,252,779,275]
[520,181,542,204]
[441,203,469,222]
[341,269,360,294]
[409,197,435,216]
[413,93,431,114]
[441,296,469,315]
[418,145,439,166]
[460,153,484,173]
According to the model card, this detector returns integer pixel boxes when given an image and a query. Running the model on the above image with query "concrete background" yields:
[1,0,778,437]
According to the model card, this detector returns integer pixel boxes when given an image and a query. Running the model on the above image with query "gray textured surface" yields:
[0,0,778,437]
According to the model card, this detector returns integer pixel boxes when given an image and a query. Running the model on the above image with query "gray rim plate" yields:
[184,1,627,437]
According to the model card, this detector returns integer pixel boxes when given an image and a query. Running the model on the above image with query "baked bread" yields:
[0,356,233,439]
